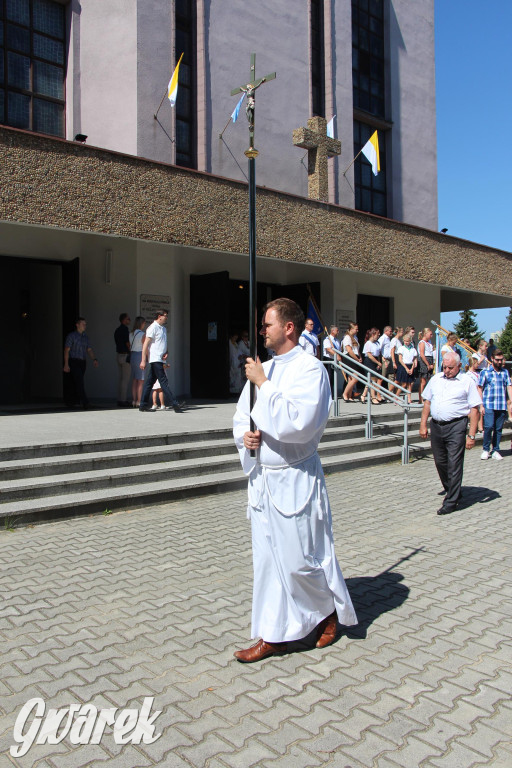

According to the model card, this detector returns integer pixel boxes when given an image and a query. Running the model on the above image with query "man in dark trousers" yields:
[63,317,99,408]
[419,351,481,515]
[139,310,183,413]
[114,312,131,407]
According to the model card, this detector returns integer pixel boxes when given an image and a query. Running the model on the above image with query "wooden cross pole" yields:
[231,54,276,454]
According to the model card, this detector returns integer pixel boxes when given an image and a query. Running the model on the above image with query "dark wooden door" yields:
[190,271,230,398]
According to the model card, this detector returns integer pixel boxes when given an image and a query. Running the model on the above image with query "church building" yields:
[1,0,511,403]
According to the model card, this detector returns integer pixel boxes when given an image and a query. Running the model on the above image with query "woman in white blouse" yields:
[388,327,403,395]
[396,331,417,404]
[129,316,147,407]
[341,322,361,402]
[362,327,383,404]
[418,327,435,403]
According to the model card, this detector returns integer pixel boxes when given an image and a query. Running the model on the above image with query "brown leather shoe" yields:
[316,611,338,648]
[234,638,288,663]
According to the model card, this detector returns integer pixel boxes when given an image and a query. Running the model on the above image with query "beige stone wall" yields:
[1,126,511,297]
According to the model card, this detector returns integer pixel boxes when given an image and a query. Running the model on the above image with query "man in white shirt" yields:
[379,326,393,382]
[419,352,481,515]
[298,318,320,357]
[233,299,357,662]
[139,310,183,413]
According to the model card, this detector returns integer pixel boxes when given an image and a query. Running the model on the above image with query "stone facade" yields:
[1,126,511,297]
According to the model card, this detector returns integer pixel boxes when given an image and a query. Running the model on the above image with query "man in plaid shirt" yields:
[478,349,512,461]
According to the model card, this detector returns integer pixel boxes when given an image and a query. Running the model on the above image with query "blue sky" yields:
[436,0,511,338]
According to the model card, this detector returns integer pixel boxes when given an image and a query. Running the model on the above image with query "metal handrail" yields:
[324,351,422,465]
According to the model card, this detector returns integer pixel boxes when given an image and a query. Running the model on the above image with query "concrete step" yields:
[0,441,429,526]
[0,433,417,502]
[0,418,419,480]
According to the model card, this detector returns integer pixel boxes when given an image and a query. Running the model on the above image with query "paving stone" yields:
[1,446,511,767]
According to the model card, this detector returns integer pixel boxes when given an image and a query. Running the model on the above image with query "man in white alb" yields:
[233,298,357,662]
[298,317,320,357]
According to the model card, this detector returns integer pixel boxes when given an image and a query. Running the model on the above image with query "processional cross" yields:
[231,54,276,454]
[293,116,341,201]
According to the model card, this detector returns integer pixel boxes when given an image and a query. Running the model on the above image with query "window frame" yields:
[0,0,66,137]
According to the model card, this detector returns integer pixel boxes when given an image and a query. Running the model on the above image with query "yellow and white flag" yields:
[167,53,184,107]
[361,130,380,175]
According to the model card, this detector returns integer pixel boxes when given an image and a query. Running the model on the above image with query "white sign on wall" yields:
[336,309,354,332]
[140,295,170,323]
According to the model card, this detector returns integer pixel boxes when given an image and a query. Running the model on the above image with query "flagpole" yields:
[154,90,169,120]
[342,147,364,176]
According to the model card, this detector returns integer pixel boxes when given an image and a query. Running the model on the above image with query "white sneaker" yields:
[492,451,503,461]
[480,450,489,460]
[149,404,158,411]
[158,406,166,410]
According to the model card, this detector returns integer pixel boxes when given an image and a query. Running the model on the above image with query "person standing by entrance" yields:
[322,325,341,399]
[114,312,131,407]
[139,310,183,413]
[63,317,99,409]
[478,349,512,461]
[298,318,320,357]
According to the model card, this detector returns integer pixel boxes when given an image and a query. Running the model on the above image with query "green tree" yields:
[498,307,512,360]
[453,309,485,348]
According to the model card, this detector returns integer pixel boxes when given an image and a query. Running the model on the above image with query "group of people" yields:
[64,310,184,412]
[231,298,511,666]
[304,321,435,404]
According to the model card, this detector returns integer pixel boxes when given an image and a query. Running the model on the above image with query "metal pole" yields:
[247,151,258,449]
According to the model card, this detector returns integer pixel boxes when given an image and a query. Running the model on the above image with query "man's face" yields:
[442,358,461,378]
[76,320,86,333]
[492,355,505,370]
[123,316,131,326]
[331,327,339,338]
[260,308,288,353]
[156,313,168,326]
[384,328,392,337]
[305,319,314,332]
[410,328,415,338]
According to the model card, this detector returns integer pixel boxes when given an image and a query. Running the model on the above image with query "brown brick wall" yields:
[1,126,511,296]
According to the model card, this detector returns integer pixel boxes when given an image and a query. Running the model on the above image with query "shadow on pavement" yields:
[458,485,501,510]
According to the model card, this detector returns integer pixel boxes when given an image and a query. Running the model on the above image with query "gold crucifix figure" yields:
[231,53,276,157]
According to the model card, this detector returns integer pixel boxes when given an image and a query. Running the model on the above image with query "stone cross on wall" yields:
[293,116,341,201]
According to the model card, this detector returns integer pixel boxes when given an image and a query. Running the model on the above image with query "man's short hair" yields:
[119,312,129,323]
[492,348,504,358]
[443,351,461,365]
[383,325,392,333]
[330,325,338,332]
[262,298,305,337]
[75,316,86,324]
[154,309,168,319]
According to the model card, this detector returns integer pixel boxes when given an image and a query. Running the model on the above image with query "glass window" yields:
[1,0,66,137]
[7,51,30,89]
[311,0,324,117]
[33,0,64,37]
[7,89,29,127]
[353,119,387,217]
[33,96,62,135]
[174,0,196,168]
[34,59,63,98]
[6,0,29,26]
[352,0,386,119]
[7,23,30,52]
[33,33,63,64]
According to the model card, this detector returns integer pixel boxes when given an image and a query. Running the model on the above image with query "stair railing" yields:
[324,352,422,465]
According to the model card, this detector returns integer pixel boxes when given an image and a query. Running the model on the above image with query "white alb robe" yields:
[233,345,357,642]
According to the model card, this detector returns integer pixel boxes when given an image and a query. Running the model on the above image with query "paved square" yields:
[0,448,511,767]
